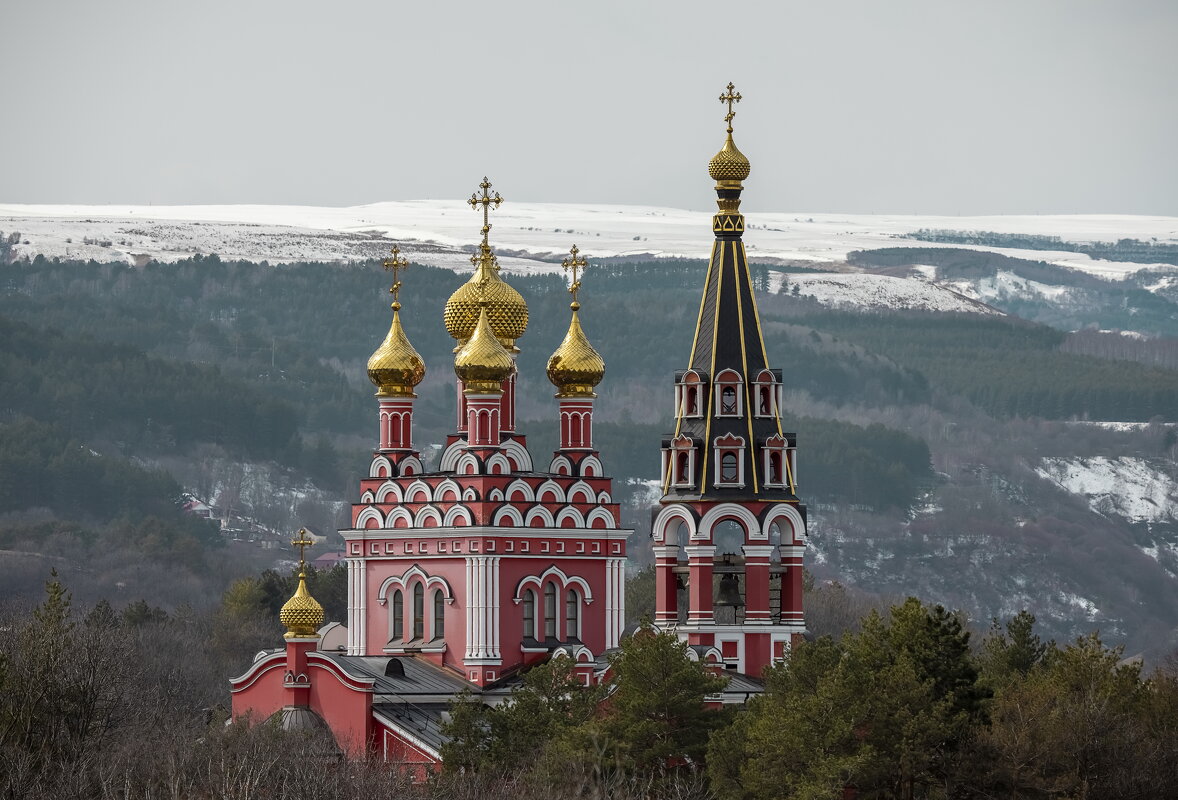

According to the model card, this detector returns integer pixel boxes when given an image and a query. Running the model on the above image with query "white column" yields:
[605,557,625,649]
[465,556,501,663]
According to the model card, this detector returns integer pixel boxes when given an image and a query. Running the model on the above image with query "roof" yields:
[316,652,473,700]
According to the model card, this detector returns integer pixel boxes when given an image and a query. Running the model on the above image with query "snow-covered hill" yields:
[2,201,1176,280]
[1037,456,1178,525]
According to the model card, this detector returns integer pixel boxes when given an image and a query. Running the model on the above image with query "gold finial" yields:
[561,245,588,309]
[720,82,742,133]
[382,244,410,310]
[469,177,503,248]
[280,527,325,639]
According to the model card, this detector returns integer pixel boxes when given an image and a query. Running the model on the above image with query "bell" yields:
[714,573,744,607]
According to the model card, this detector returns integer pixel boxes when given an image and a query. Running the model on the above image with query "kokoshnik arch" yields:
[229,83,808,772]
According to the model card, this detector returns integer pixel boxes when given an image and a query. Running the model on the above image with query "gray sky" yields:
[3,0,1176,214]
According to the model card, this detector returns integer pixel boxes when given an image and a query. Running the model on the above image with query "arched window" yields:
[392,589,403,640]
[759,386,771,415]
[412,584,424,640]
[686,386,698,416]
[721,386,737,415]
[523,589,537,639]
[544,583,557,639]
[769,452,782,484]
[566,589,579,640]
[676,452,689,483]
[432,589,445,640]
[721,452,738,483]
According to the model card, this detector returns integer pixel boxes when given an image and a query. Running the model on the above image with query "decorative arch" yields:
[549,454,573,476]
[375,481,403,504]
[555,506,586,529]
[652,505,697,544]
[439,440,467,472]
[505,479,535,503]
[355,507,384,530]
[579,455,604,477]
[434,479,461,503]
[525,506,555,528]
[444,504,473,527]
[566,480,595,505]
[377,566,455,605]
[403,480,431,504]
[462,487,478,502]
[501,438,533,472]
[486,453,512,475]
[493,506,524,528]
[370,455,393,479]
[398,455,424,476]
[488,488,504,502]
[414,506,442,528]
[455,453,480,476]
[586,507,616,529]
[762,503,808,546]
[512,566,593,605]
[596,491,612,504]
[386,507,413,529]
[360,490,374,504]
[535,480,564,504]
[699,503,762,543]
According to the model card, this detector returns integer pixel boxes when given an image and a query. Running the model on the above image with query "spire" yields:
[368,245,426,397]
[280,528,325,639]
[547,245,605,398]
[443,177,529,351]
[708,82,751,215]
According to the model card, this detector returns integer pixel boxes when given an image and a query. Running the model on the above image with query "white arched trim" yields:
[456,453,481,476]
[486,453,512,475]
[403,479,431,503]
[414,505,443,528]
[505,479,536,503]
[685,645,723,664]
[551,644,595,663]
[579,455,603,477]
[386,507,413,528]
[360,490,374,504]
[762,503,808,546]
[524,506,555,528]
[433,478,461,502]
[536,479,564,503]
[370,455,392,478]
[488,488,504,502]
[443,504,473,527]
[586,507,616,529]
[652,504,697,544]
[462,487,478,502]
[355,507,384,529]
[375,481,403,504]
[549,455,573,476]
[378,566,455,605]
[501,438,533,472]
[700,503,763,542]
[493,505,524,527]
[439,440,466,472]
[398,456,423,476]
[566,480,595,505]
[513,566,593,605]
[555,506,586,529]
[596,491,612,504]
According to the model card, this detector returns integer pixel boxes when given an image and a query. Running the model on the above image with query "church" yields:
[229,84,808,772]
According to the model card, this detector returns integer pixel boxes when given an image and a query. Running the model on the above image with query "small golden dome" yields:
[443,248,529,350]
[454,306,515,394]
[280,572,325,639]
[367,309,425,397]
[708,131,751,182]
[547,308,605,397]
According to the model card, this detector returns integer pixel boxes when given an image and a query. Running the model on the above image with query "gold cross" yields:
[719,82,742,132]
[291,527,315,570]
[561,244,588,307]
[382,244,409,310]
[468,177,503,246]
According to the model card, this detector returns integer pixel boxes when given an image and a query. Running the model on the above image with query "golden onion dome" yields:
[708,131,751,182]
[454,306,515,393]
[547,306,605,397]
[443,247,529,350]
[367,309,425,397]
[280,572,325,639]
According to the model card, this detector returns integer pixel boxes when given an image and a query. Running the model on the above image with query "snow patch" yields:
[1036,456,1178,524]
[782,273,1000,315]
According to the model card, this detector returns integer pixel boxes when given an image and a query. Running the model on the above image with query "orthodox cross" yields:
[469,177,503,246]
[291,527,315,571]
[382,245,409,310]
[561,244,588,308]
[719,82,742,132]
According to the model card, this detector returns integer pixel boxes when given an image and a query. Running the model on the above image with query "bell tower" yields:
[652,84,808,677]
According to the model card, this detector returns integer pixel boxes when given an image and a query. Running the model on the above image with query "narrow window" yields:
[721,452,738,483]
[565,589,579,640]
[769,452,782,484]
[392,589,403,640]
[433,589,445,640]
[721,386,737,415]
[523,589,536,639]
[544,583,557,639]
[686,386,698,416]
[413,584,424,640]
[676,452,689,484]
[759,387,771,415]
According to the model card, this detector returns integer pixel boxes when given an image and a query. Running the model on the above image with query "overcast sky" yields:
[3,0,1176,215]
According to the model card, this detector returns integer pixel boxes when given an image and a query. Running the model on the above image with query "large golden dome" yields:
[547,307,605,397]
[708,131,751,182]
[367,309,425,397]
[280,573,325,639]
[454,306,515,393]
[444,247,529,350]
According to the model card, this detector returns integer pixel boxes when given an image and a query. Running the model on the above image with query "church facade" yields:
[230,85,806,771]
